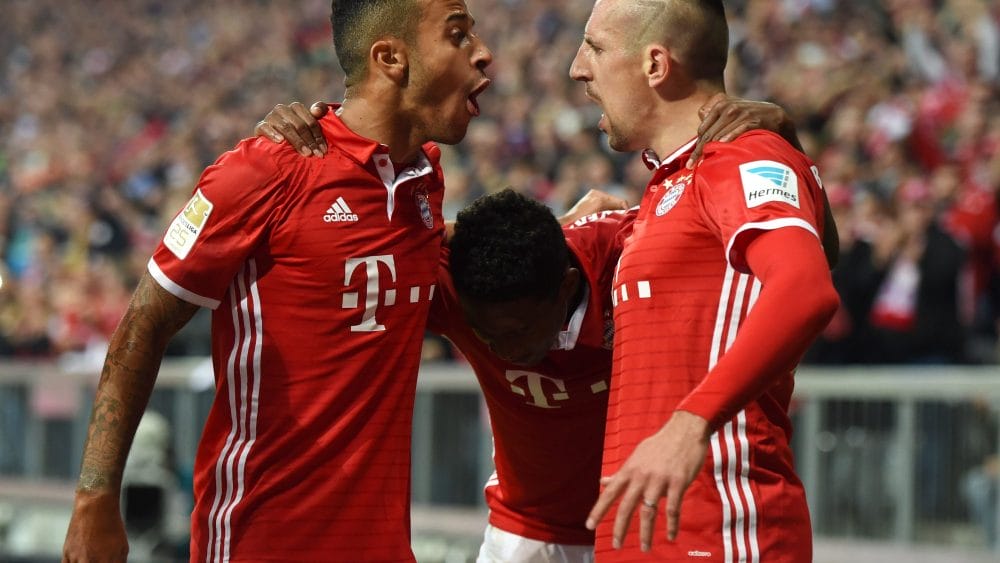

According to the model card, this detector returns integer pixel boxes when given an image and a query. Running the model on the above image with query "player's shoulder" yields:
[563,210,627,250]
[563,209,633,274]
[210,135,307,185]
[700,130,808,172]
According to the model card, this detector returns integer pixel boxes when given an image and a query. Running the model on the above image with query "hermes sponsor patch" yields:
[739,160,799,209]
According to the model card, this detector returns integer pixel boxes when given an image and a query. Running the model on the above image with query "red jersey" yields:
[599,131,825,562]
[428,210,633,545]
[149,109,445,562]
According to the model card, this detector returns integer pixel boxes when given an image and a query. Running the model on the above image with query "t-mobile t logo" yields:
[342,255,397,332]
[506,371,570,409]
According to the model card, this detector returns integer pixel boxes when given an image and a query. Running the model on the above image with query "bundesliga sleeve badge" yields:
[164,189,214,259]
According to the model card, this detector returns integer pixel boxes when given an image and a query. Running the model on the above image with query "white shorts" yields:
[476,524,595,563]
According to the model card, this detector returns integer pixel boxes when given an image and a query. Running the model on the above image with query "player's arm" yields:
[676,227,839,425]
[690,94,840,268]
[63,274,199,563]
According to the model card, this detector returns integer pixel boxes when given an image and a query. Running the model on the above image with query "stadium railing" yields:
[0,360,998,561]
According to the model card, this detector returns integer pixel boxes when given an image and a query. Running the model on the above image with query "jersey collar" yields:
[324,104,437,170]
[553,283,590,351]
[642,137,698,171]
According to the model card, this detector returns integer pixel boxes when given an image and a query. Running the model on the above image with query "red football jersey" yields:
[428,210,633,545]
[598,131,825,562]
[149,109,445,562]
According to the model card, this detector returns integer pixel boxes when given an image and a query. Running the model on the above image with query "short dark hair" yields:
[672,0,728,81]
[635,0,729,83]
[330,0,421,87]
[450,189,569,303]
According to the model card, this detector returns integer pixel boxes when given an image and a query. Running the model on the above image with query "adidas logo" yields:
[323,196,359,223]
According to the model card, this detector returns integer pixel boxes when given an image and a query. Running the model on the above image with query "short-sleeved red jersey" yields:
[429,210,633,545]
[598,131,825,562]
[149,108,444,562]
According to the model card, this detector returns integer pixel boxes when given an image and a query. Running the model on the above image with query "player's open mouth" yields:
[467,79,491,117]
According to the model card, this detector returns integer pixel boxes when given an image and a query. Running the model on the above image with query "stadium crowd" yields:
[0,0,998,360]
[1,0,999,550]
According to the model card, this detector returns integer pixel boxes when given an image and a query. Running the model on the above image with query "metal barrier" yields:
[0,360,998,558]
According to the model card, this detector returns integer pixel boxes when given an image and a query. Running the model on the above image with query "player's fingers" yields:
[689,103,738,168]
[291,102,328,156]
[697,92,728,121]
[289,102,326,157]
[686,139,706,170]
[604,194,629,210]
[587,474,624,530]
[638,493,661,552]
[714,121,756,143]
[310,102,330,154]
[255,121,284,143]
[664,480,685,542]
[270,105,314,157]
[701,104,747,142]
[611,484,644,549]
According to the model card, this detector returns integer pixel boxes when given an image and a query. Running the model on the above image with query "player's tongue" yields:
[467,94,481,117]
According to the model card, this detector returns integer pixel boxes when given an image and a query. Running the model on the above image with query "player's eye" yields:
[450,28,468,45]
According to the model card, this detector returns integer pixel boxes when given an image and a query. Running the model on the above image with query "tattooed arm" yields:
[63,272,199,563]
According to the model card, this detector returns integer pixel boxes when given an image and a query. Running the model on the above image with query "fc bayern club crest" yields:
[655,182,686,216]
[414,188,434,229]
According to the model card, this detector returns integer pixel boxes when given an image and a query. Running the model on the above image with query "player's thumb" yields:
[310,101,330,117]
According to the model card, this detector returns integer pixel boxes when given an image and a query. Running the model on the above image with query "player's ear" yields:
[645,44,671,88]
[370,38,409,84]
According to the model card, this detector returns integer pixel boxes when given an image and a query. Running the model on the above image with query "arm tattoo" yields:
[76,272,199,493]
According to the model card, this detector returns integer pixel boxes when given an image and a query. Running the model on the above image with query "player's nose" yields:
[569,44,589,81]
[473,37,493,71]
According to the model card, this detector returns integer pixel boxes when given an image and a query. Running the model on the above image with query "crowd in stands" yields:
[0,0,998,365]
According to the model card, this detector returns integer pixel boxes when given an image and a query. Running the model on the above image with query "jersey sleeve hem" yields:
[725,218,819,273]
[147,258,222,309]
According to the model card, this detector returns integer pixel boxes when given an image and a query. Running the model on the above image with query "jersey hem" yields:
[147,258,222,309]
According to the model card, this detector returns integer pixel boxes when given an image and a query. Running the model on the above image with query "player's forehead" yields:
[584,1,632,45]
[418,0,476,29]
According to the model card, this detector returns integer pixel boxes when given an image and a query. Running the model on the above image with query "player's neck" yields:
[338,96,425,166]
[647,88,723,161]
[647,98,708,161]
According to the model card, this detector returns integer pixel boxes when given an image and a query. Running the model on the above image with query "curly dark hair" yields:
[450,189,569,303]
[330,0,420,87]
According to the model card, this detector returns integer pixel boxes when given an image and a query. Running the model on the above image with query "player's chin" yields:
[433,113,473,145]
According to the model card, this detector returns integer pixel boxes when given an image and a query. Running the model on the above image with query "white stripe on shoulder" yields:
[725,218,820,270]
[147,258,221,309]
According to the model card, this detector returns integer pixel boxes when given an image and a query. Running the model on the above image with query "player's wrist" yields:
[665,409,712,442]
